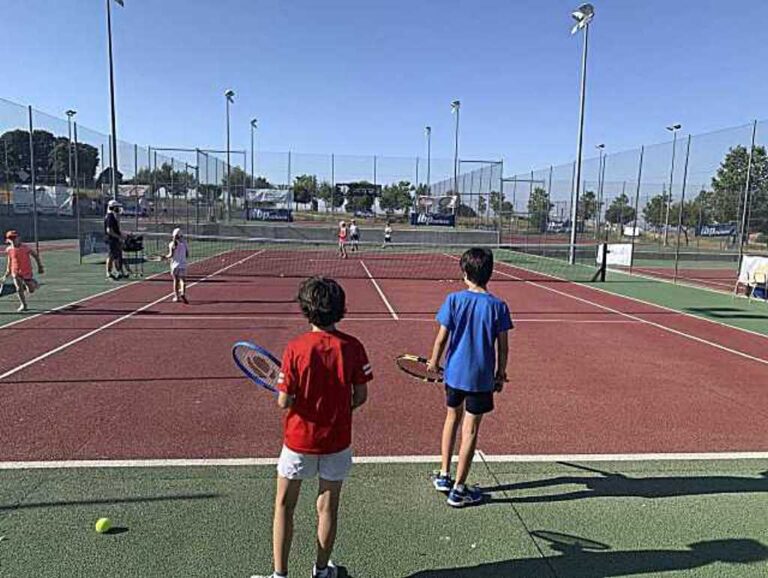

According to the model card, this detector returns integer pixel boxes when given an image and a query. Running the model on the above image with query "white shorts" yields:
[277,445,353,482]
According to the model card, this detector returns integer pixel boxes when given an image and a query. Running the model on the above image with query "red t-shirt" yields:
[278,330,373,454]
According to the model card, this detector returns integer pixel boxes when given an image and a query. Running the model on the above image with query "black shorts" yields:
[107,239,123,260]
[351,233,359,241]
[445,385,494,415]
[384,237,392,243]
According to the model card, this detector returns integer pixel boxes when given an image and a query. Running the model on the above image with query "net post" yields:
[591,242,608,283]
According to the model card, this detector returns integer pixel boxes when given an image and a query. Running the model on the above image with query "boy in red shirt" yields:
[2,230,44,312]
[253,277,372,578]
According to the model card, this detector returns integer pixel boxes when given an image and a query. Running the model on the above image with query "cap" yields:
[5,230,19,240]
[172,228,182,238]
[107,199,122,209]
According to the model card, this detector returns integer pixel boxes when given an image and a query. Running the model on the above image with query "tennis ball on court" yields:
[95,518,112,534]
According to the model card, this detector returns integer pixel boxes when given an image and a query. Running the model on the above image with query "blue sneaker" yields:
[447,485,484,508]
[432,472,454,493]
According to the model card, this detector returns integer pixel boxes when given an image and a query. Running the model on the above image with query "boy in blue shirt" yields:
[427,248,512,507]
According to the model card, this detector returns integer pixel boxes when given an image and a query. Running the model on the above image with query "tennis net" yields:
[89,232,603,282]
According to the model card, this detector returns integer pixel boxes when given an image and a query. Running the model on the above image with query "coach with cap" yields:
[104,199,127,279]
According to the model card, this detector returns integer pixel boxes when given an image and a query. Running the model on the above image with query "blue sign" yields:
[698,224,736,237]
[411,212,455,227]
[248,208,293,222]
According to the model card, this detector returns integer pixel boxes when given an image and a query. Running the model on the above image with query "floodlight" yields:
[571,3,594,34]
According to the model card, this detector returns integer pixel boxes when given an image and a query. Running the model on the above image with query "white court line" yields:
[445,254,768,367]
[126,314,637,325]
[1,451,767,470]
[0,251,265,382]
[359,260,399,320]
[496,266,768,366]
[0,273,167,331]
[628,266,735,291]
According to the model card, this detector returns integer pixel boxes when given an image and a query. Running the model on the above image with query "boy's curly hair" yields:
[297,276,346,327]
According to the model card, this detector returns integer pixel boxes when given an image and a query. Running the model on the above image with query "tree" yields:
[604,193,636,225]
[292,174,318,207]
[0,129,99,187]
[642,193,671,229]
[477,195,487,215]
[527,187,552,232]
[316,181,344,211]
[711,145,768,235]
[380,181,414,214]
[344,181,376,213]
[456,204,476,218]
[96,167,123,188]
[578,190,597,223]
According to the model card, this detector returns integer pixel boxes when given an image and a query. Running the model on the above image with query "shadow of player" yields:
[481,465,768,504]
[406,534,768,578]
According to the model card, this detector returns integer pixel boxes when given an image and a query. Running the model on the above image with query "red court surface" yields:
[626,265,738,292]
[1,250,767,464]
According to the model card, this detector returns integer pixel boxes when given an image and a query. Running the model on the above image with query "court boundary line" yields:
[442,253,768,366]
[613,265,735,293]
[359,260,398,320]
[0,273,167,331]
[492,265,768,367]
[1,451,767,470]
[0,251,265,382]
[473,253,768,342]
[124,314,638,325]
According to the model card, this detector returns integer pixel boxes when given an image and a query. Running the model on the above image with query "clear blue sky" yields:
[2,0,768,174]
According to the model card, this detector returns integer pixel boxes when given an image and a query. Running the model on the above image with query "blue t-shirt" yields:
[436,290,513,393]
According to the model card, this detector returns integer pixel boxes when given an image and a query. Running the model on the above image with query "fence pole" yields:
[134,143,139,230]
[629,146,644,273]
[74,123,82,264]
[673,135,692,282]
[738,120,758,269]
[185,162,190,231]
[171,157,175,225]
[28,106,39,252]
[152,151,158,228]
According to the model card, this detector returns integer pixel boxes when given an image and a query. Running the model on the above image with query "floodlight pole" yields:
[452,101,461,208]
[663,124,682,245]
[425,126,432,192]
[105,0,122,201]
[250,118,257,221]
[66,110,77,190]
[225,90,234,221]
[569,11,591,264]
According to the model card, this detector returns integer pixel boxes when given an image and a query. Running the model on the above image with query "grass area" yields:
[0,461,766,577]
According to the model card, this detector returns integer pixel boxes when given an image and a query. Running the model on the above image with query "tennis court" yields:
[1,238,767,576]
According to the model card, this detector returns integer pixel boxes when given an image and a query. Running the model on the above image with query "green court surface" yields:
[0,461,766,577]
[0,242,130,326]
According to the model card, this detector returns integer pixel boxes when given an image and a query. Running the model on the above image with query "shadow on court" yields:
[0,492,220,512]
[405,536,768,578]
[479,464,768,504]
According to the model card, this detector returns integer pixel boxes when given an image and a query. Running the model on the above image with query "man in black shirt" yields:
[104,199,126,279]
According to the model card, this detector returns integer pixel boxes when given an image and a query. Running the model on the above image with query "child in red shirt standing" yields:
[253,277,372,578]
[2,230,44,312]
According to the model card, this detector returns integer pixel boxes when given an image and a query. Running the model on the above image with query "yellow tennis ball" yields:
[95,518,112,534]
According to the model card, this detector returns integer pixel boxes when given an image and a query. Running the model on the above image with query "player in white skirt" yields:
[165,228,189,303]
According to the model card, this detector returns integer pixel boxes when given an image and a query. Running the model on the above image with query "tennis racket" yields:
[395,354,444,383]
[232,341,282,394]
[0,277,15,298]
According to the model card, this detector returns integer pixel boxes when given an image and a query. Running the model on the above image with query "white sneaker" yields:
[17,304,28,313]
[172,296,179,303]
[313,561,338,578]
